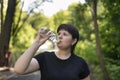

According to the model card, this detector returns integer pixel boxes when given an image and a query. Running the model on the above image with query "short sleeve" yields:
[34,52,45,69]
[79,59,90,79]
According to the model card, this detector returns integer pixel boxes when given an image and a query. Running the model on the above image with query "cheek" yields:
[57,38,73,48]
[63,38,73,45]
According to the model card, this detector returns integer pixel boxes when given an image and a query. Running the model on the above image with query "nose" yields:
[58,34,62,39]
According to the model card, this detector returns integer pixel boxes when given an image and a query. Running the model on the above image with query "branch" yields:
[12,1,24,37]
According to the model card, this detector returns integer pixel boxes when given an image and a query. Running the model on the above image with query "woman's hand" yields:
[35,27,51,45]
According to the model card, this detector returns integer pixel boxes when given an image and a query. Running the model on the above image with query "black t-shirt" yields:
[34,51,90,80]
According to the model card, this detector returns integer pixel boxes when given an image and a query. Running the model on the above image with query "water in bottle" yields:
[49,32,60,43]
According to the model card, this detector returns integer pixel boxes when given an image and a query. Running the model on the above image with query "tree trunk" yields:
[0,0,16,67]
[92,0,110,80]
[1,0,3,27]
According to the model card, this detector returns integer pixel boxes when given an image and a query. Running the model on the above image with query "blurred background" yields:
[0,0,120,80]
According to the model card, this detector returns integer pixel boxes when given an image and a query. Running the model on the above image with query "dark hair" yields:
[57,24,79,53]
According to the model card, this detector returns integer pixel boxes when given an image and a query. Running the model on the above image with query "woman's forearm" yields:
[14,41,41,74]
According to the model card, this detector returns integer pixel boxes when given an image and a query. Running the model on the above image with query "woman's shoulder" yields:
[34,51,54,63]
[73,54,88,65]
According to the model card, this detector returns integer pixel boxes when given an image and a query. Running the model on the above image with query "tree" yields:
[91,0,110,79]
[0,0,17,67]
[0,0,52,67]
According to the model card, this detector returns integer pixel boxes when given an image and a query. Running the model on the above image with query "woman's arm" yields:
[14,28,51,74]
[82,75,91,80]
[14,42,41,74]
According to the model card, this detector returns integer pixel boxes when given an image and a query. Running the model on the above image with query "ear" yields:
[72,38,77,46]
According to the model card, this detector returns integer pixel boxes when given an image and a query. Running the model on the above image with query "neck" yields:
[55,49,71,60]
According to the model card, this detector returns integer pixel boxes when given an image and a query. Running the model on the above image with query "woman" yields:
[14,24,90,80]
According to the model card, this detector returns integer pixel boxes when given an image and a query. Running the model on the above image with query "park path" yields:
[5,71,40,80]
[0,67,41,80]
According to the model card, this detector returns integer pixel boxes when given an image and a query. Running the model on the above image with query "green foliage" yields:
[100,24,120,59]
[28,13,49,30]
[105,58,120,80]
[68,2,93,40]
[2,0,8,21]
[75,40,98,64]
[100,0,120,59]
[102,0,120,25]
[10,24,36,51]
[90,64,103,80]
[51,10,71,32]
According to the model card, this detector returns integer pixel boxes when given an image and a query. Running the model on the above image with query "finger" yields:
[44,28,50,33]
[39,27,49,34]
[47,31,52,36]
[39,27,45,33]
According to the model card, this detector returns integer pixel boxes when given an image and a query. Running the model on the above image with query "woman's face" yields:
[57,29,75,50]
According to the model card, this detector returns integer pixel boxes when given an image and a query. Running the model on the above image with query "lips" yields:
[57,39,62,44]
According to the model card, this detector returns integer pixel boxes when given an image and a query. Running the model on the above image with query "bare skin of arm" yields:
[14,28,51,75]
[82,75,91,80]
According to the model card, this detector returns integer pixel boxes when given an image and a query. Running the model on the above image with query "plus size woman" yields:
[14,24,90,80]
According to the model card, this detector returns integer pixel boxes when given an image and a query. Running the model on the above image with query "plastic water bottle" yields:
[49,32,60,43]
